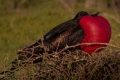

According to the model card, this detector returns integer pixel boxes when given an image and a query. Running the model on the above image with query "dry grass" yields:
[0,43,120,80]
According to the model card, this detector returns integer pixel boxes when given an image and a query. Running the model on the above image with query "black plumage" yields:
[0,11,88,77]
[17,11,88,61]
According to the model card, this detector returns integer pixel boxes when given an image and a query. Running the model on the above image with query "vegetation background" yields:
[0,0,120,79]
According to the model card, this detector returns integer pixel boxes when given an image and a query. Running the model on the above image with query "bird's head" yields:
[74,11,88,21]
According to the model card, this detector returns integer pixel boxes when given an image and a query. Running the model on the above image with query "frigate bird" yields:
[0,11,111,78]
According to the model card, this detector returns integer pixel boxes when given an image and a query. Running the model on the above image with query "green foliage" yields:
[0,0,71,71]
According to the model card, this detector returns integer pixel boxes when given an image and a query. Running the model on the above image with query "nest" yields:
[0,43,120,80]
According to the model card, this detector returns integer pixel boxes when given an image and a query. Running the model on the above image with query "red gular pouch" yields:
[79,15,111,54]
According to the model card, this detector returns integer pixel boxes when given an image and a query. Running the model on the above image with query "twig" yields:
[58,43,120,54]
